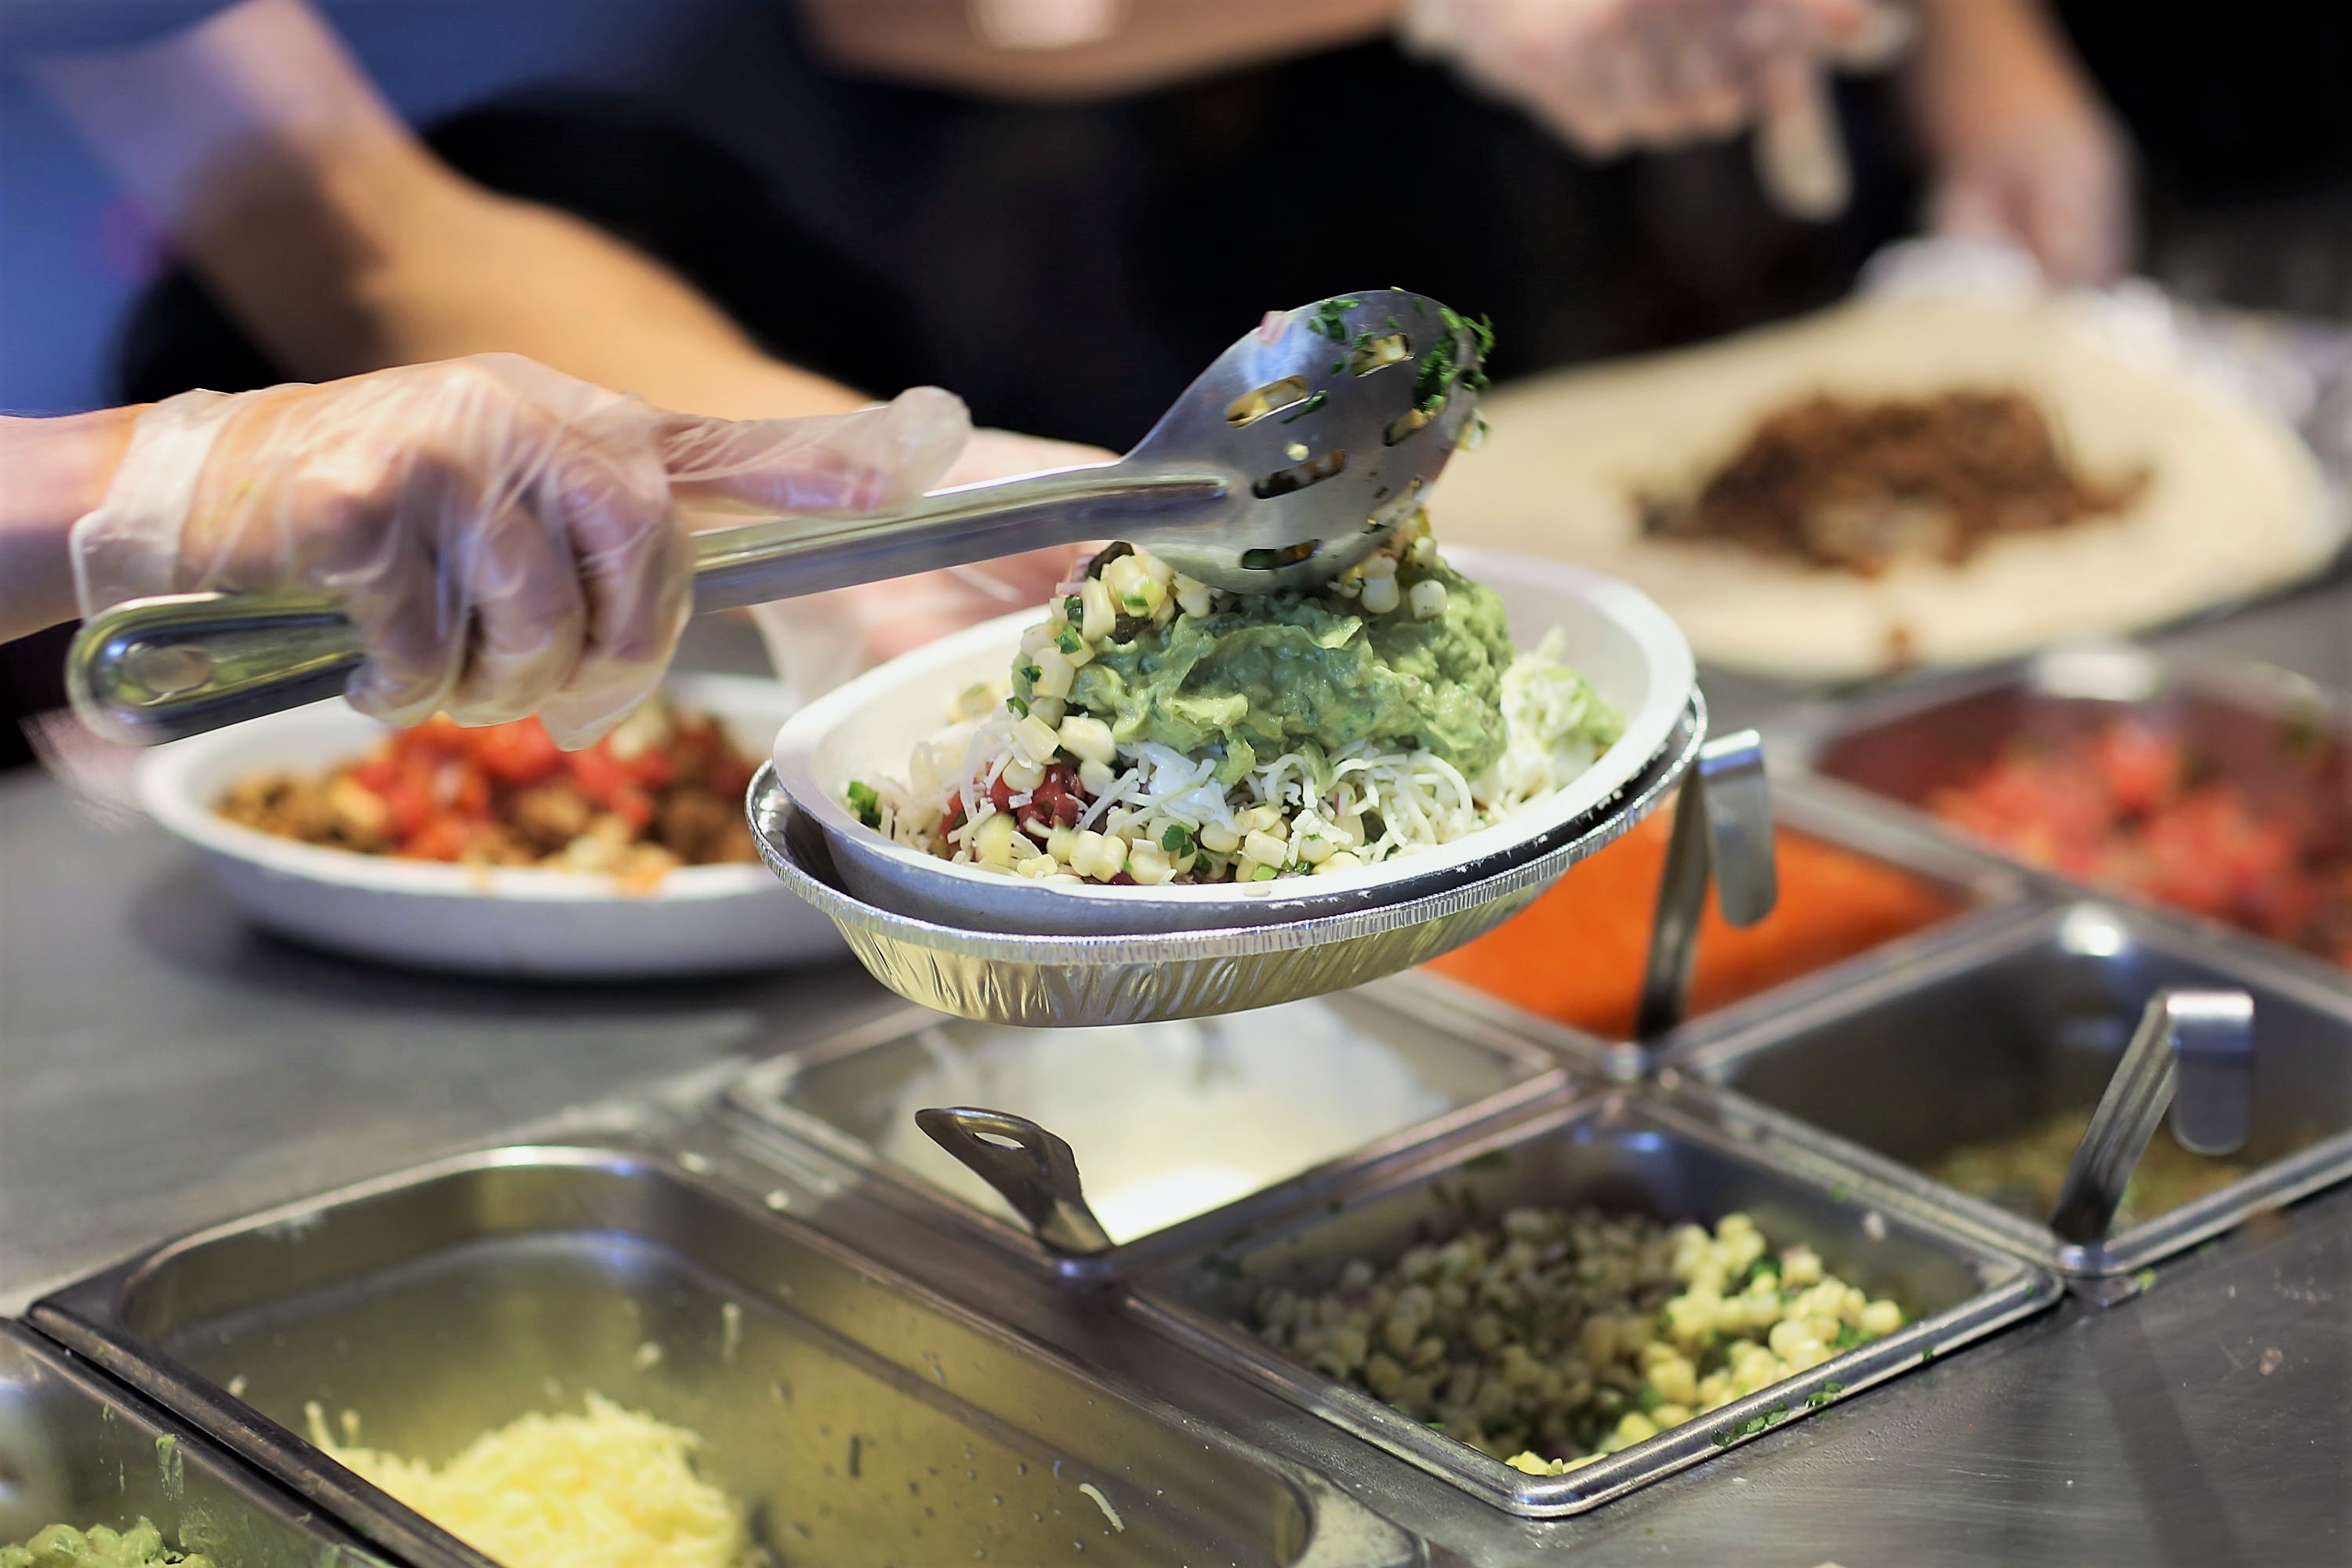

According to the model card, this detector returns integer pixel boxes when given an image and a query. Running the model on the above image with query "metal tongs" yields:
[916,1105,1115,1258]
[2049,988,2256,1250]
[69,291,1487,745]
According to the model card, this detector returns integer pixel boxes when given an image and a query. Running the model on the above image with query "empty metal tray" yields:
[723,974,1575,1276]
[0,1319,389,1566]
[1661,902,2352,1276]
[1125,1093,2056,1516]
[31,1145,1414,1568]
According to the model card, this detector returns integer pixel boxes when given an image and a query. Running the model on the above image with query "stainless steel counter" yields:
[3,581,2347,1563]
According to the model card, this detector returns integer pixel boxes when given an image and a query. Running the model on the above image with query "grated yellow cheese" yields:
[309,1394,752,1568]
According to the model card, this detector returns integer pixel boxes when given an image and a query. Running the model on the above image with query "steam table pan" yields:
[1658,901,2352,1277]
[1125,1089,2059,1517]
[1768,640,2352,987]
[750,693,1704,1028]
[31,1145,1414,1568]
[721,971,1575,1279]
[0,1320,392,1568]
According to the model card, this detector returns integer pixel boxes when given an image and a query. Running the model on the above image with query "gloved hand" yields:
[1398,0,1909,217]
[751,429,1116,699]
[71,353,969,746]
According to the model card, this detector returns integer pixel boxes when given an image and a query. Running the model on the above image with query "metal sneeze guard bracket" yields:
[1635,729,1779,1040]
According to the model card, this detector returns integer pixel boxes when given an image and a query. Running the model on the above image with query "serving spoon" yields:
[70,289,1489,744]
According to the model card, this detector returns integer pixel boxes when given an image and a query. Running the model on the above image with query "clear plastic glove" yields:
[71,353,969,745]
[1399,0,1909,216]
[750,429,1117,700]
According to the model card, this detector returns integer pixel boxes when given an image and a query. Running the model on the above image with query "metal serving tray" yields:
[1771,642,2352,985]
[1125,1092,2058,1517]
[0,1320,389,1566]
[1415,784,2031,1076]
[1661,902,2352,1276]
[723,973,1574,1279]
[31,1146,1414,1568]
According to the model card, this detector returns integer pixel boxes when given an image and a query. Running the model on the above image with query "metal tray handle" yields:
[1635,730,1779,1040]
[2049,988,2256,1247]
[916,1106,1116,1256]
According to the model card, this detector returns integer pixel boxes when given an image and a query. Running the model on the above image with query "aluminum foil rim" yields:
[748,693,1704,966]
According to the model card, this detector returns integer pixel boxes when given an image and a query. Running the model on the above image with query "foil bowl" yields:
[772,550,1697,936]
[750,694,1704,1027]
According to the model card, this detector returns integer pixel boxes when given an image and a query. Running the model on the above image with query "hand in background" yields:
[1399,0,1907,217]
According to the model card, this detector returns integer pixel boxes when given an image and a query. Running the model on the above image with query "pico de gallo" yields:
[1928,719,2352,969]
[216,697,760,885]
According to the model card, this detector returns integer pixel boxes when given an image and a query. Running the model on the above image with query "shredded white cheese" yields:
[309,1395,753,1568]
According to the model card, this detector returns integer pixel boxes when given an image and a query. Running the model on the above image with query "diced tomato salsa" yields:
[1927,719,2352,970]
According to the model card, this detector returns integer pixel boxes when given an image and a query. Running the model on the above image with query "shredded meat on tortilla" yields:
[1642,390,2149,576]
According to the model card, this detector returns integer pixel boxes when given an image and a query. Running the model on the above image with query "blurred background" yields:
[3,0,2350,764]
[3,1,2347,419]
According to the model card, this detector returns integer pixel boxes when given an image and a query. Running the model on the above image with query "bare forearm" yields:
[322,171,872,419]
[803,0,1399,98]
[34,0,868,422]
[0,408,142,638]
[1904,0,2094,143]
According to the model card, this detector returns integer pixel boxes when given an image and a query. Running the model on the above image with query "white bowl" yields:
[138,673,843,978]
[771,547,1695,935]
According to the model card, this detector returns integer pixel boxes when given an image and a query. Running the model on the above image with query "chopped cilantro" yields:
[1064,593,1082,623]
[844,781,882,829]
[1253,862,1280,881]
[1309,296,1360,340]
[1161,822,1196,855]
[1711,1430,1739,1449]
[1279,390,1329,423]
[1056,628,1081,655]
[1018,661,1041,685]
[1832,1322,1866,1351]
[2132,1267,2158,1291]
[1194,1249,1243,1279]
[1007,695,1031,719]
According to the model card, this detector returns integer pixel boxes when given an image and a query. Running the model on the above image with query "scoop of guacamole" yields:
[1069,556,1515,781]
[2,1520,212,1568]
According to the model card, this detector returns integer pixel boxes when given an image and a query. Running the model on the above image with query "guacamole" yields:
[2,1520,212,1568]
[1068,556,1515,782]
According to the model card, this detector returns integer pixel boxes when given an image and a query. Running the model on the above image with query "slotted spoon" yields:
[70,289,1488,743]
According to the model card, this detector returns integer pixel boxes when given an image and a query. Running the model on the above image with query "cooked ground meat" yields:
[1642,390,2149,576]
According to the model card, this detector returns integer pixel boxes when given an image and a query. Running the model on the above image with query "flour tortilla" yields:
[1435,296,2340,680]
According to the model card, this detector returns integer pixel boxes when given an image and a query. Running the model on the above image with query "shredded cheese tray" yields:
[308,1395,753,1568]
